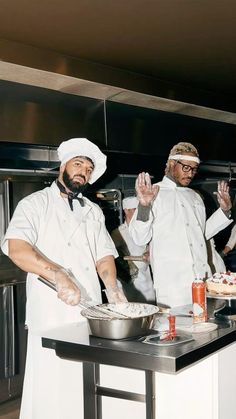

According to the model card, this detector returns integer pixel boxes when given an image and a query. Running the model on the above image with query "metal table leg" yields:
[83,362,156,419]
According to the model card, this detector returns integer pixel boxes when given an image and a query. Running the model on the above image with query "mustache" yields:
[73,175,86,182]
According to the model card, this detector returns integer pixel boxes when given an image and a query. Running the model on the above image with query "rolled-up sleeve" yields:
[96,221,118,261]
[86,208,118,262]
[1,198,39,256]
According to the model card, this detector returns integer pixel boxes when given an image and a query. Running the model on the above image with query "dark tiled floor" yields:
[0,398,21,419]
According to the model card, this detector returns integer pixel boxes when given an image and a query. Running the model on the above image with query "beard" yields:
[63,170,88,194]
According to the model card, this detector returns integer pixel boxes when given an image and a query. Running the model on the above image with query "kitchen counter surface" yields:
[42,318,236,374]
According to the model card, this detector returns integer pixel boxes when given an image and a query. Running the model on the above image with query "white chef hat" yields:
[122,196,139,210]
[57,138,107,184]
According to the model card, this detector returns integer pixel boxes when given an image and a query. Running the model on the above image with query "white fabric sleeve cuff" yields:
[205,208,233,240]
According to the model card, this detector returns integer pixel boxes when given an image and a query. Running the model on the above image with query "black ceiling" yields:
[0,0,236,100]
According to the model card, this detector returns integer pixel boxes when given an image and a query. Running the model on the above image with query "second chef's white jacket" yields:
[129,176,232,307]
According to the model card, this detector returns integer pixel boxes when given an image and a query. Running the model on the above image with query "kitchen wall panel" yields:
[0,80,105,148]
[0,79,236,182]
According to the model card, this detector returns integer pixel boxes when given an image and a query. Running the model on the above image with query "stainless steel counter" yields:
[42,320,236,419]
[42,319,236,374]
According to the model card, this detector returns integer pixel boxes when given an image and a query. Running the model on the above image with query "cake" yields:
[206,272,236,295]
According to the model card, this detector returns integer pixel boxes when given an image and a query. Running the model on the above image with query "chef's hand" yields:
[128,261,139,279]
[215,180,232,212]
[222,245,232,256]
[105,285,128,303]
[54,268,81,306]
[135,172,159,206]
[142,249,150,263]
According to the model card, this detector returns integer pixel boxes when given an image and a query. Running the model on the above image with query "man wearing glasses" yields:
[129,142,232,308]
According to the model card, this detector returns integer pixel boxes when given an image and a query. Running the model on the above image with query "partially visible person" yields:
[111,196,156,303]
[1,137,126,419]
[222,223,236,256]
[129,141,232,307]
[221,223,236,271]
[209,238,226,273]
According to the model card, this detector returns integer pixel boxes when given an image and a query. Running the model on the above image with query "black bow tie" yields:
[56,180,84,211]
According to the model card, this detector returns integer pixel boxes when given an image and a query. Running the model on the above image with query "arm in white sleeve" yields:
[225,224,236,250]
[129,204,154,246]
[205,208,233,240]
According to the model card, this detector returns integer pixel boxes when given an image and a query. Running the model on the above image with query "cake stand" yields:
[207,292,236,321]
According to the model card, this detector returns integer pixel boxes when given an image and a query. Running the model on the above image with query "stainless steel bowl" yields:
[81,303,159,339]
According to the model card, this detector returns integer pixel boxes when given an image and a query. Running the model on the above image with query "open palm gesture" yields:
[215,180,232,212]
[135,172,159,206]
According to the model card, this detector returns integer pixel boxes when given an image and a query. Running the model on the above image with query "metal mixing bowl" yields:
[81,303,159,339]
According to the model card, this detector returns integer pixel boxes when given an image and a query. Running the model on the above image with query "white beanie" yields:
[57,138,107,184]
[122,196,139,210]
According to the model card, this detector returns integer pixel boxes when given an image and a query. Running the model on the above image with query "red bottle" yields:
[168,315,176,338]
[192,279,207,323]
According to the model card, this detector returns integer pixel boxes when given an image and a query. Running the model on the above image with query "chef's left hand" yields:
[216,180,232,212]
[105,285,128,303]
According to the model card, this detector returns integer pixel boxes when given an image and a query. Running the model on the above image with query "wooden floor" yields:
[0,398,21,419]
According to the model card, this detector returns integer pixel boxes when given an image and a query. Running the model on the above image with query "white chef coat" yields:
[115,222,155,303]
[1,181,117,419]
[129,176,232,307]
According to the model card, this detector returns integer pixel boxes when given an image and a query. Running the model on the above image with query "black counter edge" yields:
[175,329,236,372]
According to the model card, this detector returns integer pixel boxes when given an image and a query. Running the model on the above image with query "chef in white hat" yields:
[57,137,107,184]
[111,195,156,303]
[1,137,126,419]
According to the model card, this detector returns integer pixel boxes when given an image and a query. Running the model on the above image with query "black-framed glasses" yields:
[176,160,198,175]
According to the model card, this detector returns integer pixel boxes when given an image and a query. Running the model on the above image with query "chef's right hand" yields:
[135,172,159,206]
[54,268,81,306]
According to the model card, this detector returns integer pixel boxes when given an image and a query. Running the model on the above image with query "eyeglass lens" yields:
[177,161,198,174]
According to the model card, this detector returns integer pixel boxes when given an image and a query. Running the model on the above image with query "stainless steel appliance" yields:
[88,188,123,232]
[0,171,57,403]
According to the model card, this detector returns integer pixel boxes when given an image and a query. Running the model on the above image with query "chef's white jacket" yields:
[1,181,118,419]
[2,181,117,332]
[129,176,232,307]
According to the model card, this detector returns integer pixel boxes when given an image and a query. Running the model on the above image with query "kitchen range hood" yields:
[0,39,236,125]
[0,142,59,171]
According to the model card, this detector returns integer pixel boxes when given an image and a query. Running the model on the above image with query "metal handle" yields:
[38,275,93,306]
[38,276,57,291]
[37,277,129,318]
[3,285,15,378]
[38,276,88,306]
[38,276,88,307]
[123,256,144,261]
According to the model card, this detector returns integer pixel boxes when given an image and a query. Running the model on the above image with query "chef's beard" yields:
[63,170,88,194]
